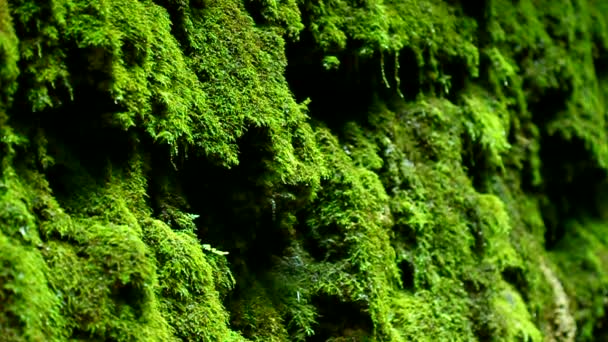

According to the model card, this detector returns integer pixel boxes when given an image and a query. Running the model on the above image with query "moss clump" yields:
[0,147,245,340]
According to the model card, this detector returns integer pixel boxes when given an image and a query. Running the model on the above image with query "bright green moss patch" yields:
[0,144,244,340]
[493,281,543,342]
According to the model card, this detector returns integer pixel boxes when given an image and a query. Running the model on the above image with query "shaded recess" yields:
[461,130,492,193]
[300,221,350,263]
[538,135,606,249]
[39,114,133,212]
[521,48,607,249]
[595,53,608,78]
[12,42,136,206]
[177,127,293,274]
[593,316,608,342]
[397,259,415,290]
[383,47,421,102]
[242,0,268,26]
[159,126,311,337]
[285,32,379,129]
[501,266,529,300]
[307,295,373,342]
[452,0,487,26]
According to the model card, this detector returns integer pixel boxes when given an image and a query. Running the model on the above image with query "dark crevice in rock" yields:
[307,295,373,342]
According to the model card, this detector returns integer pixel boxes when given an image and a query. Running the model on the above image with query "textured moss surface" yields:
[2,0,608,340]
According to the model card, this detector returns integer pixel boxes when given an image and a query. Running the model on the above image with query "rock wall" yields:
[1,0,608,340]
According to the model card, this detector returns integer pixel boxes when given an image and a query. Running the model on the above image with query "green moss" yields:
[0,195,64,341]
[0,0,19,104]
[9,0,323,185]
[228,280,291,342]
[493,281,543,342]
[0,145,244,340]
[2,0,608,340]
[550,221,608,341]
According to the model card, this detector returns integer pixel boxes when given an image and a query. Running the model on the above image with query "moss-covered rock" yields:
[2,0,608,340]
